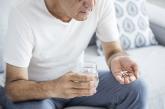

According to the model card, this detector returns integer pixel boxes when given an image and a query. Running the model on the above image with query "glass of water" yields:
[77,62,99,87]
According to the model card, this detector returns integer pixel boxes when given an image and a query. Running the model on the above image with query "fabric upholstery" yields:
[150,22,165,46]
[85,45,165,109]
[96,0,158,55]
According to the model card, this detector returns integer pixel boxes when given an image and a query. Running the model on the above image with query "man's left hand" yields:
[110,55,140,84]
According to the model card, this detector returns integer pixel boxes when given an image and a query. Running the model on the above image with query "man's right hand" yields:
[51,72,97,99]
[5,64,98,101]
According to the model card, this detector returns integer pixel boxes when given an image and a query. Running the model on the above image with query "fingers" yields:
[70,81,96,89]
[57,72,97,99]
[68,72,95,82]
[111,56,140,85]
[132,63,140,79]
[124,76,130,84]
[114,73,124,84]
[113,71,137,84]
[129,73,137,82]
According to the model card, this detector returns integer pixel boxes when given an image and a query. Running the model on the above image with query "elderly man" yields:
[4,0,147,109]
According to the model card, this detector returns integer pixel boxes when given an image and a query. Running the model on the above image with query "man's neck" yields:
[44,0,72,22]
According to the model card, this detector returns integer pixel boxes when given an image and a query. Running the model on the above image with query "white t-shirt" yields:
[4,0,119,81]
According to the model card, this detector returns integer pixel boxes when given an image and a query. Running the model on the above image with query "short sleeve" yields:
[96,0,119,42]
[3,8,34,68]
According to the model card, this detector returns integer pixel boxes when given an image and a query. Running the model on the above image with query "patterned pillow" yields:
[96,0,158,55]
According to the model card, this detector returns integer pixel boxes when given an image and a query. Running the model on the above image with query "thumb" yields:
[132,63,140,79]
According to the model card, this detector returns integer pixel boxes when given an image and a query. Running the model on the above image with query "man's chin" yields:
[74,16,88,21]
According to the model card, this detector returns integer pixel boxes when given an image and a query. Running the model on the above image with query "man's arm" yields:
[5,64,97,102]
[5,64,58,102]
[101,41,139,84]
[101,41,124,66]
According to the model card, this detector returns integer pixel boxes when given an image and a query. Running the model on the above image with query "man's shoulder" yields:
[12,0,32,11]
[95,0,113,11]
[9,0,44,22]
[94,0,113,17]
[11,0,41,16]
[95,0,112,8]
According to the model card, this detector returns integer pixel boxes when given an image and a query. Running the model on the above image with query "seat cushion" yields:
[86,45,165,95]
[127,46,165,94]
[127,46,165,109]
[85,45,165,109]
[65,106,105,109]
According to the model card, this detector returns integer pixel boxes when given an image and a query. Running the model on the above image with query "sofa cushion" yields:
[150,22,165,46]
[127,45,165,108]
[85,45,165,93]
[96,0,158,55]
[146,2,165,28]
[127,46,165,94]
[85,45,165,108]
[65,106,105,109]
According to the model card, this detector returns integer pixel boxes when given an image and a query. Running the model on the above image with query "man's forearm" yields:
[107,51,128,68]
[101,41,127,69]
[5,79,57,102]
[102,41,123,63]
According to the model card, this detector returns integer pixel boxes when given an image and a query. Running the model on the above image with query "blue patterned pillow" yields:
[96,0,158,55]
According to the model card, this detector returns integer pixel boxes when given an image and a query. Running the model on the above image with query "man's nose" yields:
[83,0,95,9]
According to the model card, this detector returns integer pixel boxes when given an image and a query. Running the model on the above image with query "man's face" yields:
[60,0,96,21]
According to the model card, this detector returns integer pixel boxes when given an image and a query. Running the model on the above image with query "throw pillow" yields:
[150,22,165,46]
[96,0,158,55]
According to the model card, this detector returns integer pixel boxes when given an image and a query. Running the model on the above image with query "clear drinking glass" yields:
[77,62,99,87]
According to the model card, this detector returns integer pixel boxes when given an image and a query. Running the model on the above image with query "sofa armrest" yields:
[146,2,165,27]
[146,2,165,46]
[150,22,165,46]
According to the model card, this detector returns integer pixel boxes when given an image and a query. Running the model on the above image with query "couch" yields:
[65,2,165,109]
[0,1,165,109]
